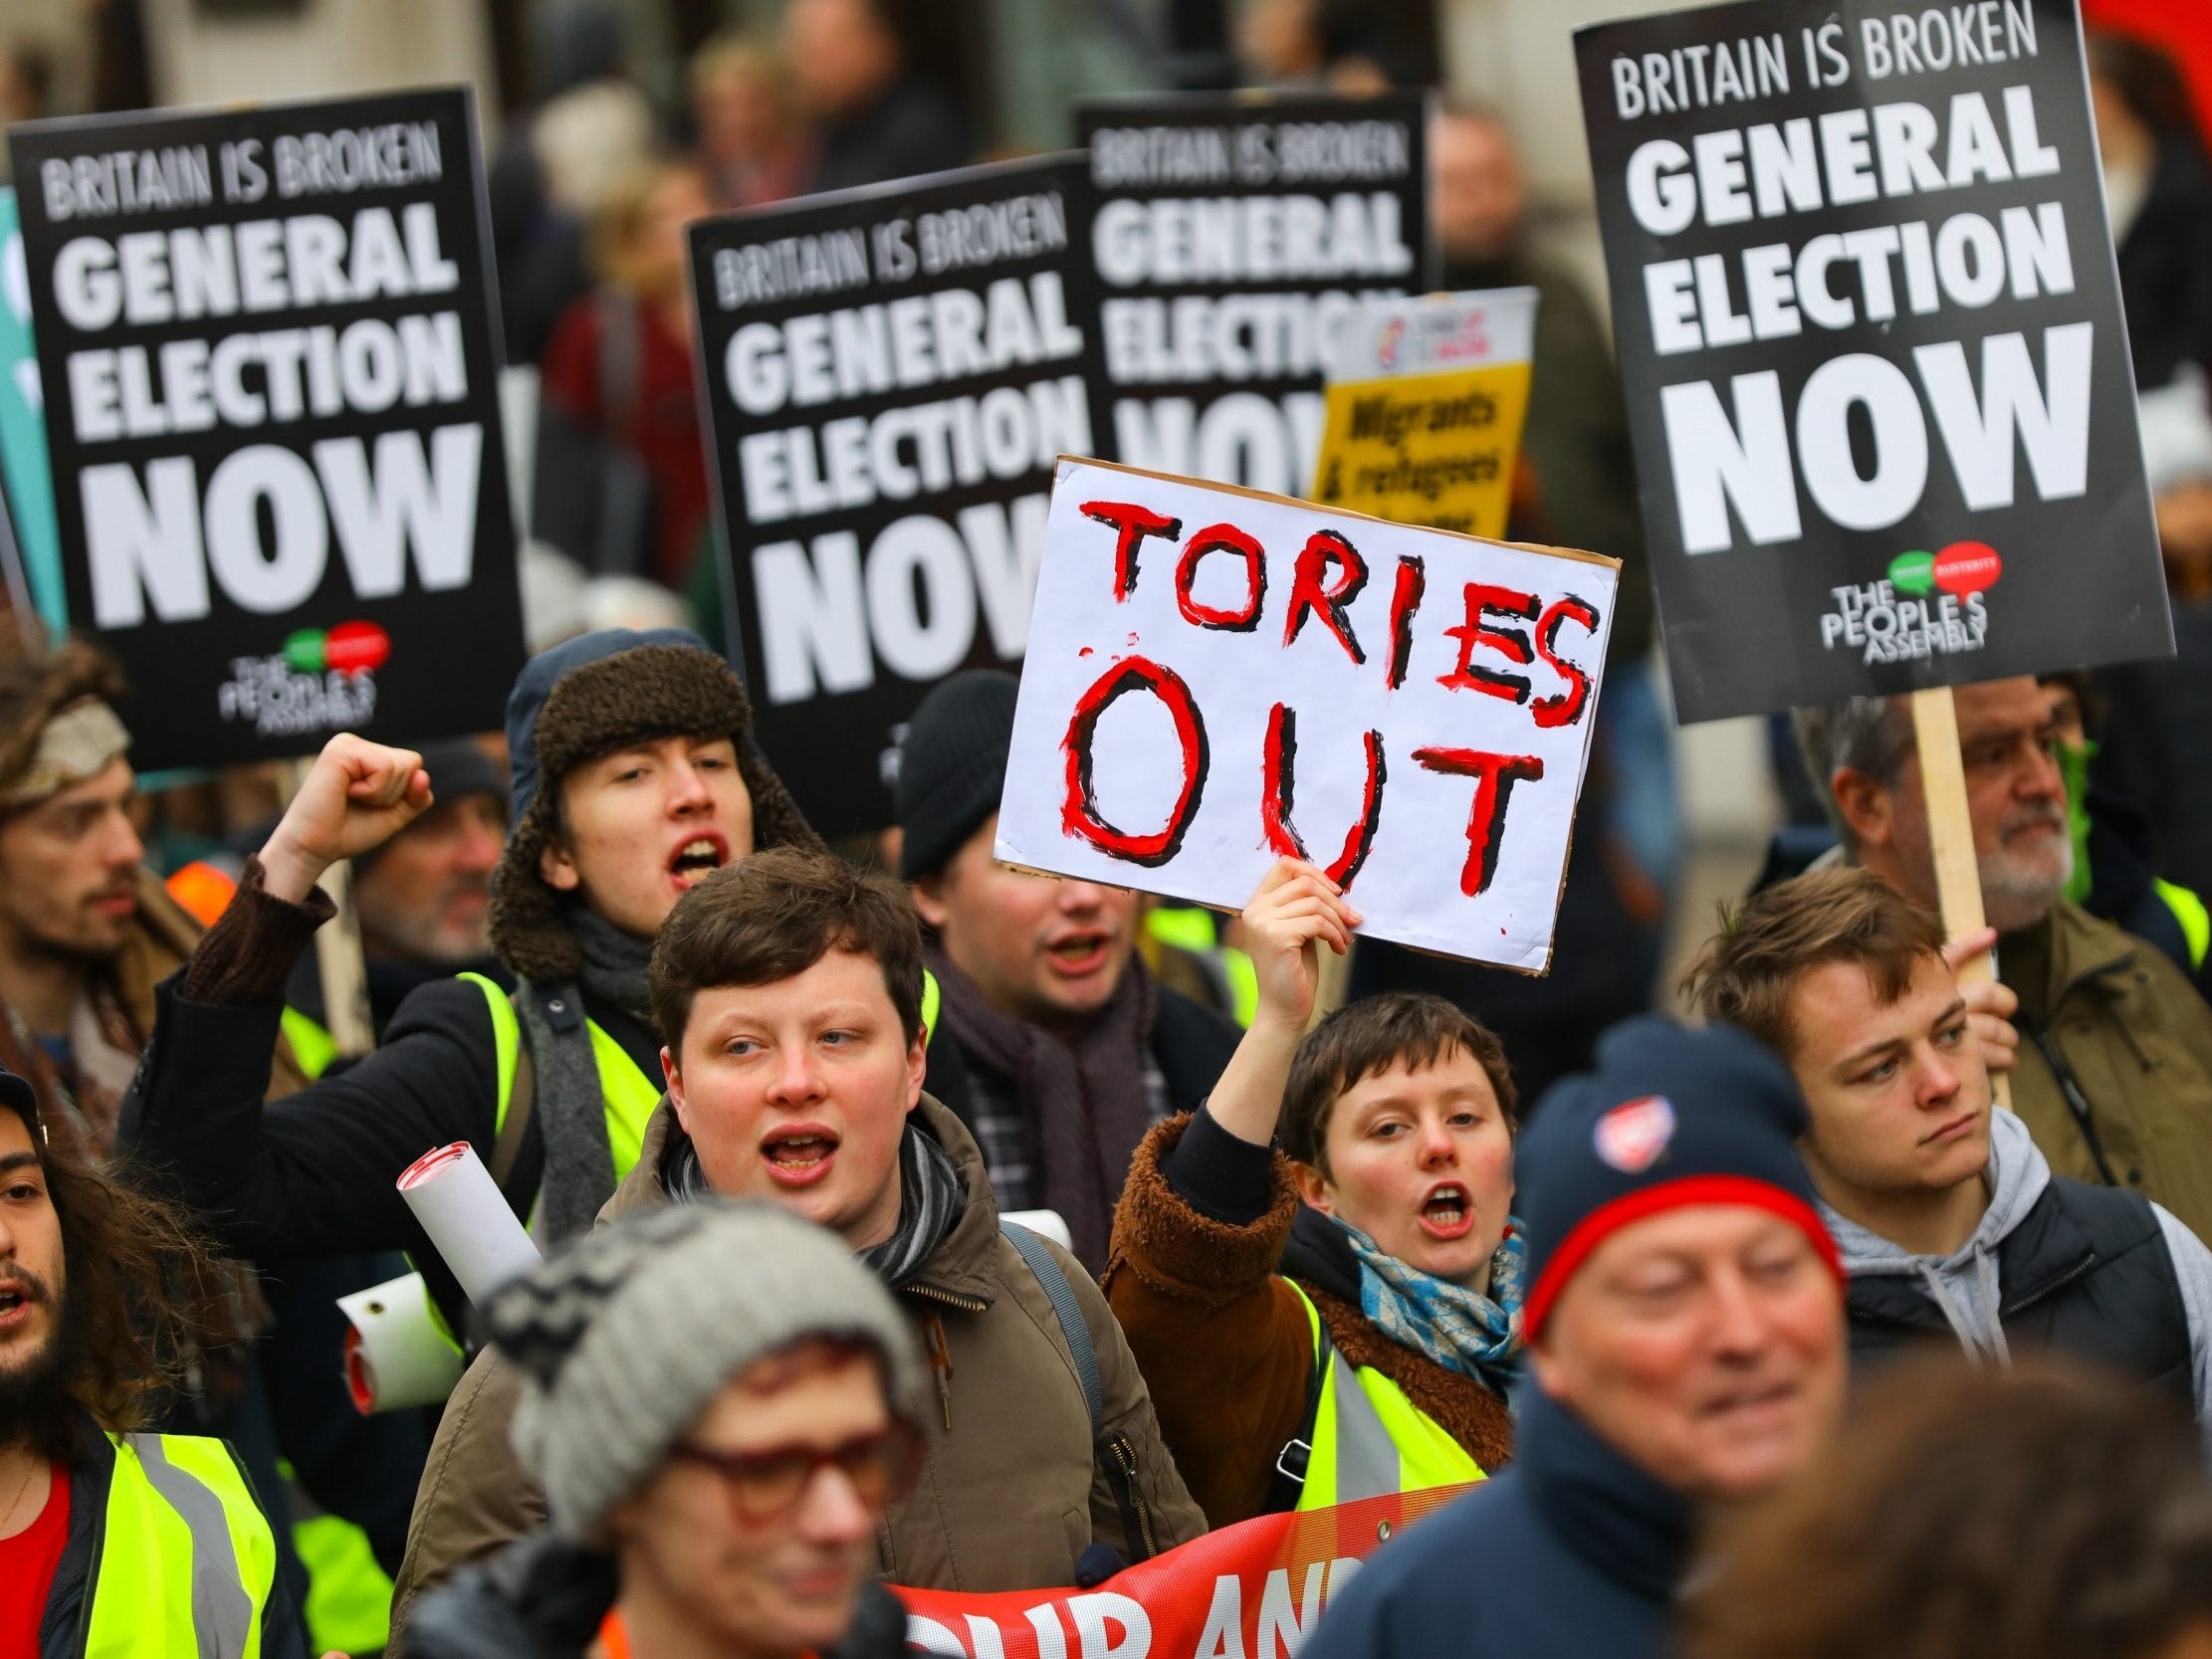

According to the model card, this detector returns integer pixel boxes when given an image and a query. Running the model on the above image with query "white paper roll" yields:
[396,1141,543,1309]
[337,1271,466,1413]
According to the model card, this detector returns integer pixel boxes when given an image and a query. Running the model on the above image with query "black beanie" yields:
[896,670,1018,880]
[1518,1017,1841,1340]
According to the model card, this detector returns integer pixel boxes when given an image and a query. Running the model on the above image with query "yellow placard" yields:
[1313,359,1533,537]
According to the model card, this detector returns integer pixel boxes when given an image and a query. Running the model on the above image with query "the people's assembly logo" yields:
[1818,542,2002,666]
[217,621,391,739]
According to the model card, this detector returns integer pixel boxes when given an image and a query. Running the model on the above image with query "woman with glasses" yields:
[407,1203,925,1659]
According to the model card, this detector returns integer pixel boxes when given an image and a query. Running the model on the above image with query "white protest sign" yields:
[996,459,1619,971]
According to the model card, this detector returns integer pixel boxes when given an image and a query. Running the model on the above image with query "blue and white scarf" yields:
[1334,1215,1528,1395]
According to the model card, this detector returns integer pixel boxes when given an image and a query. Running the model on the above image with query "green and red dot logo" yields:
[284,621,391,675]
[1888,542,2002,598]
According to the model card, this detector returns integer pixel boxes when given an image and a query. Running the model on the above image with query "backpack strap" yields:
[1000,1222,1100,1435]
[1000,1221,1158,1562]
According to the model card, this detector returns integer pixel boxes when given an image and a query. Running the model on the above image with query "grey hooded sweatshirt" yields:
[1820,1108,2212,1429]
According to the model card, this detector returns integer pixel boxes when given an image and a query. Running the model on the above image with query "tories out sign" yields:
[692,154,1102,833]
[996,461,1618,971]
[1575,0,2166,721]
[11,90,525,769]
[1078,92,1432,501]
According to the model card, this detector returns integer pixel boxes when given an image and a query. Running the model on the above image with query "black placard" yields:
[691,152,1105,835]
[10,88,525,770]
[1076,90,1434,503]
[1577,0,2168,721]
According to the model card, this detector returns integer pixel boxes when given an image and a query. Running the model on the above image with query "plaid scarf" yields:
[1335,1215,1528,1395]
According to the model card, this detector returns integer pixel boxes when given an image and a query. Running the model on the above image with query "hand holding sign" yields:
[1942,925,2020,1078]
[260,732,430,904]
[1245,857,1361,1033]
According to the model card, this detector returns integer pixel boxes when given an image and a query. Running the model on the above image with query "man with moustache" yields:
[0,1063,309,1659]
[1686,868,2212,1424]
[894,671,1239,1272]
[1796,678,2212,1241]
[0,639,300,1144]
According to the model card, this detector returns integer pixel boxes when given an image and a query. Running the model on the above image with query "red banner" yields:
[896,1486,1477,1659]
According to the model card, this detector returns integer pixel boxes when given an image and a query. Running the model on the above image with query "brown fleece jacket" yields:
[1103,1115,1513,1529]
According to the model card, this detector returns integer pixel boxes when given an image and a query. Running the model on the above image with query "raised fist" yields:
[259,733,434,903]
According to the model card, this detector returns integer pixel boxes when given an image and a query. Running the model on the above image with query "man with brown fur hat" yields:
[120,628,822,1300]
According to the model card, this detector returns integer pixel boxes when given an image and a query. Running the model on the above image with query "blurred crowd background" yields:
[0,0,2204,1034]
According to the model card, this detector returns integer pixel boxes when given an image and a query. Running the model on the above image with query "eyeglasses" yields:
[668,1423,924,1522]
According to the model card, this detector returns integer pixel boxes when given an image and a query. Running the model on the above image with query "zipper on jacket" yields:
[1103,1430,1158,1560]
[2001,1250,2101,1320]
[905,1282,988,1314]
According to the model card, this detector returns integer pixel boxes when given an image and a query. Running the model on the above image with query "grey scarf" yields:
[521,907,656,1243]
[665,1119,964,1288]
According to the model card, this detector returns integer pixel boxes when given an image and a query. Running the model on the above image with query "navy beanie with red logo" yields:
[1518,1017,1842,1341]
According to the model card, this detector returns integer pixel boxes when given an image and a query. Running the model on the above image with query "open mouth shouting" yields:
[1418,1182,1475,1242]
[667,832,732,893]
[762,1124,840,1189]
[0,1277,39,1333]
[1042,928,1113,980]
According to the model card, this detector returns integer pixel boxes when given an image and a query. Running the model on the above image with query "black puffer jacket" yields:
[404,1530,912,1659]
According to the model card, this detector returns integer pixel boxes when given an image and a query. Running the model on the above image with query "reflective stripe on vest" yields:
[1285,1283,1487,1511]
[85,1433,277,1659]
[458,973,659,1183]
[2155,879,2212,971]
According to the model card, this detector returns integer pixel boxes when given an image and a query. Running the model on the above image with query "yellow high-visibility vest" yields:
[1283,1282,1488,1510]
[83,1433,280,1659]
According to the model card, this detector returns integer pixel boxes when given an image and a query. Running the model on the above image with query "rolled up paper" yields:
[396,1141,542,1310]
[337,1271,466,1414]
[1000,1208,1073,1253]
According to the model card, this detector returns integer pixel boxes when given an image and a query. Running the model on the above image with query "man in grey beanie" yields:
[406,1202,923,1659]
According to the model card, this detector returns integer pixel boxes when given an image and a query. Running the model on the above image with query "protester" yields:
[539,162,717,590]
[405,1205,919,1659]
[691,33,813,211]
[0,639,308,1144]
[784,0,965,195]
[0,635,418,1653]
[1684,868,2212,1423]
[0,1065,309,1659]
[896,671,1239,1271]
[119,629,821,1316]
[389,847,1205,1637]
[1682,1358,2212,1659]
[1793,679,2212,1241]
[523,0,655,221]
[1298,1019,1849,1659]
[2041,672,2212,996]
[2089,31,2212,394]
[1106,857,1519,1527]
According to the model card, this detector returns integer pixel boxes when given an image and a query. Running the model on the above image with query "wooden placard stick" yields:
[1311,937,1355,1032]
[1909,687,2013,1111]
[278,756,375,1061]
